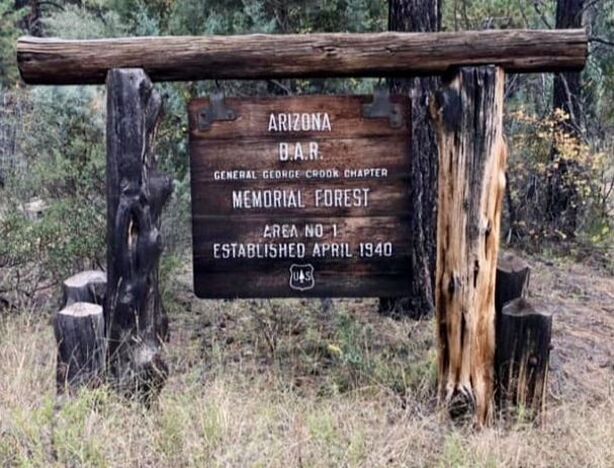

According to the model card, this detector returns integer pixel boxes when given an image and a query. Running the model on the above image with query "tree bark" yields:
[17,30,588,85]
[379,0,440,319]
[496,298,552,420]
[54,302,105,393]
[105,68,172,403]
[547,0,585,236]
[431,66,507,426]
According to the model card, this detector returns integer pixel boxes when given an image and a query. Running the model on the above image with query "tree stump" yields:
[495,253,530,316]
[62,270,107,306]
[496,297,552,420]
[54,302,105,393]
[105,68,172,403]
[431,66,507,426]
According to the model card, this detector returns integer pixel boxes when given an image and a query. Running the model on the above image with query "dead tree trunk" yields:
[105,68,172,403]
[379,0,440,319]
[496,298,552,420]
[431,66,507,425]
[54,302,105,393]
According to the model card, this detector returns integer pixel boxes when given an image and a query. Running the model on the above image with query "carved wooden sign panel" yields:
[189,94,411,298]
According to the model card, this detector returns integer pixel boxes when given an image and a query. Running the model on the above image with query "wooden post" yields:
[105,68,172,403]
[431,66,507,425]
[496,298,552,420]
[54,302,105,393]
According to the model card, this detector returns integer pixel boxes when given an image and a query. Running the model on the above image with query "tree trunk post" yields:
[496,298,552,420]
[105,68,172,403]
[431,66,507,425]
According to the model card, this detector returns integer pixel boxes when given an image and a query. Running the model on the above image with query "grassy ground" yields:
[0,253,612,467]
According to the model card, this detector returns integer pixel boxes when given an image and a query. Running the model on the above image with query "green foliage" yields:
[0,87,106,300]
[0,0,26,88]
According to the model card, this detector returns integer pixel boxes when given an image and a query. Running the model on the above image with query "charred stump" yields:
[496,298,552,420]
[431,66,507,426]
[54,302,105,393]
[495,253,530,316]
[105,68,172,403]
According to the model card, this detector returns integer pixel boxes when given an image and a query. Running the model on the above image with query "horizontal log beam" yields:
[17,29,587,85]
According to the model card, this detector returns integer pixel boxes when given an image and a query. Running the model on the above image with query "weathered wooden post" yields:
[431,66,507,425]
[105,68,172,402]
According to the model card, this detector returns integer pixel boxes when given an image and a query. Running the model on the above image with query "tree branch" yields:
[589,36,614,47]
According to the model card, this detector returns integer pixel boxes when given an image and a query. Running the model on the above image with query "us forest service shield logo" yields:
[289,264,315,291]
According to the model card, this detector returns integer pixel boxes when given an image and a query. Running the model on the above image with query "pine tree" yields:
[379,0,441,319]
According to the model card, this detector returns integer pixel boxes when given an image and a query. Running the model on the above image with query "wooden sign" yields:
[189,94,411,298]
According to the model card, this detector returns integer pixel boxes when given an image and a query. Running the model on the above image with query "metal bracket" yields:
[362,87,403,128]
[199,92,237,130]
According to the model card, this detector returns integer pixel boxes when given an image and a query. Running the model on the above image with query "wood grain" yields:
[18,29,587,85]
[432,66,506,426]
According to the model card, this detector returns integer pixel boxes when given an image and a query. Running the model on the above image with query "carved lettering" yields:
[268,113,332,132]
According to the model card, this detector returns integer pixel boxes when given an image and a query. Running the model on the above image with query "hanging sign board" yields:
[189,93,412,298]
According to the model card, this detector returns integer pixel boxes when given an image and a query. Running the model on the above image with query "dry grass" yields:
[1,255,613,467]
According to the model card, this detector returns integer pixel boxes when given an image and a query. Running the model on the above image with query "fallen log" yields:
[17,29,587,85]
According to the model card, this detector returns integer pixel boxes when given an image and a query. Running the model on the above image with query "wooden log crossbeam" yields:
[17,29,587,85]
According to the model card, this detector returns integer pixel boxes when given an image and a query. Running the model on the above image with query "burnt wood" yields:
[495,253,531,316]
[190,95,412,298]
[496,297,552,420]
[18,29,587,85]
[432,66,507,426]
[105,68,172,402]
